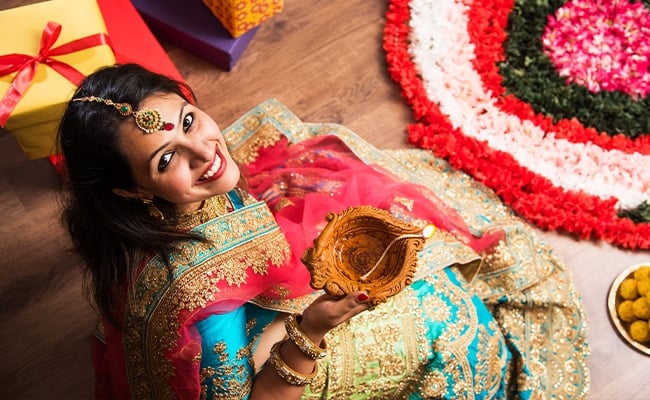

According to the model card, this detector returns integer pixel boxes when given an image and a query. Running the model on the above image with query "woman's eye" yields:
[158,152,174,171]
[183,113,194,132]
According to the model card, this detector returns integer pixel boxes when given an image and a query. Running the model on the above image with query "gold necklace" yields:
[172,195,229,230]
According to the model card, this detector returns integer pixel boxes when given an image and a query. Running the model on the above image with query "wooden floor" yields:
[1,0,649,398]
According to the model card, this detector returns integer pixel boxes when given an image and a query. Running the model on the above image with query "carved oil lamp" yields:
[301,205,435,306]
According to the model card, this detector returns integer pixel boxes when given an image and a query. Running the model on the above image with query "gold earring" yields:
[141,198,165,220]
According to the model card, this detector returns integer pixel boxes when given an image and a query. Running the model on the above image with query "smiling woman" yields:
[111,93,241,212]
[57,63,589,399]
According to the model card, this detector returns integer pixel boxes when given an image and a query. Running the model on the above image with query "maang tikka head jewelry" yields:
[72,96,175,134]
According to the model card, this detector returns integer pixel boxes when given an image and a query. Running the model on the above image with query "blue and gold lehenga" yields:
[93,100,590,399]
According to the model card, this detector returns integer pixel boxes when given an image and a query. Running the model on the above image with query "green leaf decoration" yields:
[618,201,650,223]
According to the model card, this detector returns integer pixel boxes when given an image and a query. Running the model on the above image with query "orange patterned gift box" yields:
[0,0,116,160]
[202,0,283,38]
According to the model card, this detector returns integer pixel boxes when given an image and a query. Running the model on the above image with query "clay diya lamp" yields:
[302,205,435,306]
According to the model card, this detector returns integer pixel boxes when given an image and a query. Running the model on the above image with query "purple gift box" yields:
[130,0,258,71]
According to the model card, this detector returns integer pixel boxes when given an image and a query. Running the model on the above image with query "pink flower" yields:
[542,0,650,99]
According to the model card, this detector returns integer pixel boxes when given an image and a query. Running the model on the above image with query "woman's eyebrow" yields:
[148,141,171,165]
[177,101,189,128]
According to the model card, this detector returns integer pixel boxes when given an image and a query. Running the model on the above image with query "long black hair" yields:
[58,64,200,323]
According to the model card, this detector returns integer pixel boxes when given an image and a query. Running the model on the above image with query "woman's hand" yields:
[300,291,370,341]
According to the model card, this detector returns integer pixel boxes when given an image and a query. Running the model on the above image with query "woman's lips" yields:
[198,147,225,184]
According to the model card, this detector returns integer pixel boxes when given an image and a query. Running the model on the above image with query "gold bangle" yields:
[267,340,318,386]
[284,313,328,360]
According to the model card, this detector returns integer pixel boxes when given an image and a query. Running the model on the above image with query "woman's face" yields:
[116,92,241,212]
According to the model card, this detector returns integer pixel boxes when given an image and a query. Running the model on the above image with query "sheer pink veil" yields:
[245,135,503,260]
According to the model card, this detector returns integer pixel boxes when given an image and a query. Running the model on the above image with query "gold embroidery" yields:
[172,195,229,230]
[480,239,516,274]
[245,318,256,336]
[250,291,322,314]
[123,201,291,399]
[301,269,501,399]
[381,131,589,399]
[200,365,217,398]
[472,224,590,399]
[430,268,478,400]
[199,342,252,399]
[473,321,507,397]
[208,316,264,398]
[310,290,425,398]
[200,327,260,399]
[420,370,447,398]
[414,229,481,282]
[230,122,283,164]
[213,343,227,363]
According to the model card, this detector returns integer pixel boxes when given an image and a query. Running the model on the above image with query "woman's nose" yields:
[186,138,214,167]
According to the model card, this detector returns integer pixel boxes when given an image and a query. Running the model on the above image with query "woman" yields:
[58,64,589,399]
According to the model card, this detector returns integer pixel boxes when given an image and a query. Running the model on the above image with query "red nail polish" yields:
[357,293,369,302]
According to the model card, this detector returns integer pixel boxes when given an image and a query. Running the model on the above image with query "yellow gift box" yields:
[0,0,115,159]
[202,0,283,38]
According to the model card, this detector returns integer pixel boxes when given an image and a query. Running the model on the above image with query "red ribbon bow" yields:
[0,21,112,126]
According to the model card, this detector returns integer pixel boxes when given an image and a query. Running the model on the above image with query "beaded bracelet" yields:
[284,313,328,360]
[267,340,318,386]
